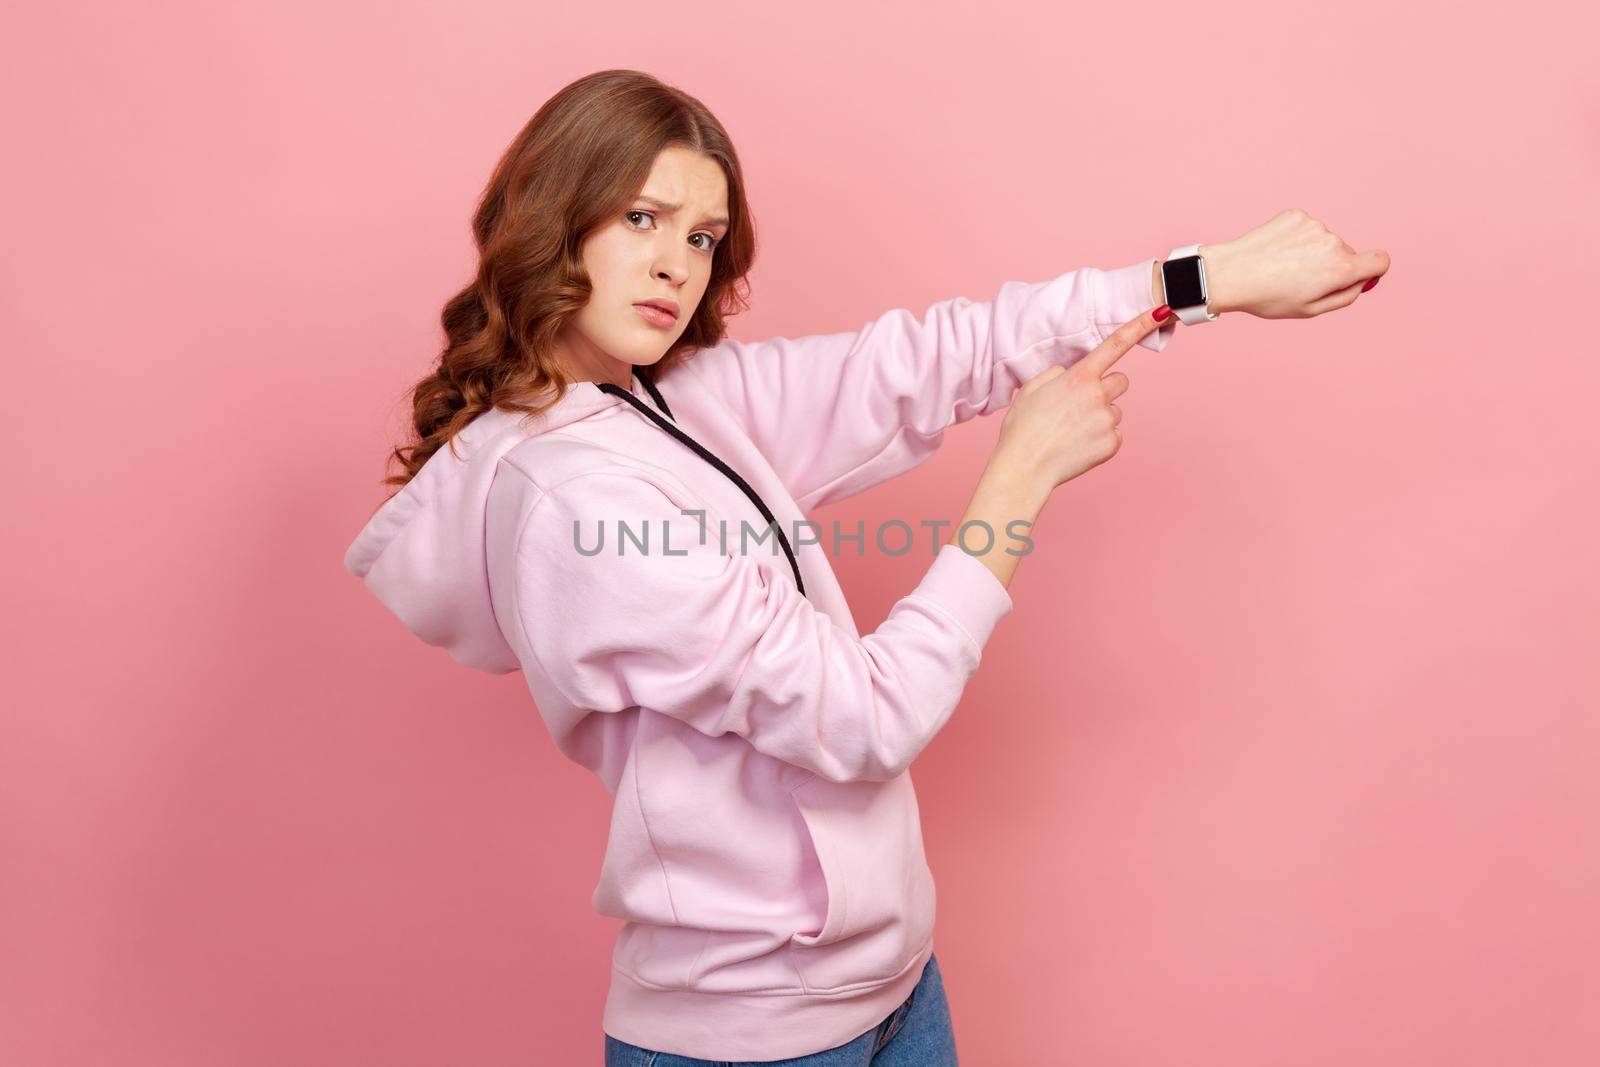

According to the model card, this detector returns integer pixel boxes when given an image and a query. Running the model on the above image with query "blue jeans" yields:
[603,951,957,1066]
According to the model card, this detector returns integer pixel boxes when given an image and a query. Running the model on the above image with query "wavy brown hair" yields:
[375,69,758,496]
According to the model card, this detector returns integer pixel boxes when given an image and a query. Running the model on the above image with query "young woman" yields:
[344,69,1386,1066]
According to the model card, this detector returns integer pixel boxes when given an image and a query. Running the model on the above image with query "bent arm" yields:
[505,470,1016,784]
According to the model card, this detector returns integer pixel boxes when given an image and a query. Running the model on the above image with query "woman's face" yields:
[560,146,730,386]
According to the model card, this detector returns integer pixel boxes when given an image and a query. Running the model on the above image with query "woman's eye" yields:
[626,210,719,253]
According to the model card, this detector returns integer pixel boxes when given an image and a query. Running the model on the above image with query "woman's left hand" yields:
[1199,208,1390,319]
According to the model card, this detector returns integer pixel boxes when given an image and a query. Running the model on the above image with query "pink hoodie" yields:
[343,257,1175,1061]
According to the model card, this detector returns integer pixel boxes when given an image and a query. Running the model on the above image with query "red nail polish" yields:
[1153,304,1172,322]
[1362,277,1380,292]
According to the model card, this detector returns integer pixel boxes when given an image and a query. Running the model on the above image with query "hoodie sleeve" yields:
[505,470,1015,784]
[679,257,1176,514]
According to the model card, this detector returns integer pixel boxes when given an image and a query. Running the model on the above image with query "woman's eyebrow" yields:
[635,195,729,229]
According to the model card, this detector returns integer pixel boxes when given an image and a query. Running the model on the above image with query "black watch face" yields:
[1162,255,1207,309]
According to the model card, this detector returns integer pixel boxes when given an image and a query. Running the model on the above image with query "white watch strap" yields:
[1166,243,1219,325]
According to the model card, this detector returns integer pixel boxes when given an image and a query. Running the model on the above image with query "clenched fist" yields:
[1201,208,1390,318]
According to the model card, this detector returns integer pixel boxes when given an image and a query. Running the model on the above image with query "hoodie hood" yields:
[343,379,636,674]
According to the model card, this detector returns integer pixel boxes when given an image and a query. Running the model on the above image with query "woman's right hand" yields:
[992,306,1173,493]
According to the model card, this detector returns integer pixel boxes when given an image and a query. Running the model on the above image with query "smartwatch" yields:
[1161,244,1220,325]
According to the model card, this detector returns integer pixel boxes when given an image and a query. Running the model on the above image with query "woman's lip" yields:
[633,303,677,327]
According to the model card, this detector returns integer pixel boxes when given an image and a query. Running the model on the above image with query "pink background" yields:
[4,1,1596,1064]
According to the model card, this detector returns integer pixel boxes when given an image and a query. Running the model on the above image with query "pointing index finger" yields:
[1082,306,1170,377]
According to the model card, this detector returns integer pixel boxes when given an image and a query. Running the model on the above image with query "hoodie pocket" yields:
[786,773,935,992]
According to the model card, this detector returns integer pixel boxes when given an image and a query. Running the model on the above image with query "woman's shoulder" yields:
[497,432,684,495]
[490,435,706,538]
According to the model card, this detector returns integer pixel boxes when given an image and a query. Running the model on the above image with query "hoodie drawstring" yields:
[597,368,807,598]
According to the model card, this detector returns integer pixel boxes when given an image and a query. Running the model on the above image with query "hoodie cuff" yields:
[1093,257,1178,353]
[906,542,1016,653]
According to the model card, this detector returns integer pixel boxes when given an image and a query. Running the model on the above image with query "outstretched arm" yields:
[678,256,1177,514]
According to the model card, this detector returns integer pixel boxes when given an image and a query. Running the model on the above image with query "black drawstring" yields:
[633,367,674,420]
[596,367,806,598]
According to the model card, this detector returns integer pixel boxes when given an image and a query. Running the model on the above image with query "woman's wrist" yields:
[1198,241,1237,314]
[979,451,1052,515]
[951,456,1052,591]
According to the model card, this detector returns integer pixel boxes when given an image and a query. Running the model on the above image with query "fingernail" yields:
[1153,304,1172,322]
[1362,277,1380,292]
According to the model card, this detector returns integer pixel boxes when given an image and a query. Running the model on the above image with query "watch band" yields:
[1165,243,1220,325]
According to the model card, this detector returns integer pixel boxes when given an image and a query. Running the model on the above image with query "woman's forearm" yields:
[944,455,1052,592]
